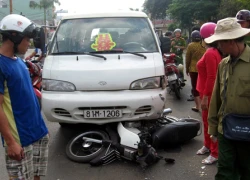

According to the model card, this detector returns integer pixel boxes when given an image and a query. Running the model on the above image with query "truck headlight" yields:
[130,77,161,90]
[161,76,167,89]
[42,79,76,91]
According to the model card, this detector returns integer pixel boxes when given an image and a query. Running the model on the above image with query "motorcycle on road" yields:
[65,109,201,167]
[163,53,185,99]
[25,60,43,108]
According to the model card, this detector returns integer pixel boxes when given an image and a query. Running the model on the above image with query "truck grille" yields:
[134,106,152,115]
[53,108,72,117]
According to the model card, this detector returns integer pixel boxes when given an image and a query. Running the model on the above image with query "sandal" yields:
[196,146,210,155]
[202,155,218,165]
[187,98,194,101]
[187,96,194,101]
[191,107,199,112]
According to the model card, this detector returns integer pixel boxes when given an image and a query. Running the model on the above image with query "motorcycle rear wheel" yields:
[66,131,109,163]
[173,84,181,99]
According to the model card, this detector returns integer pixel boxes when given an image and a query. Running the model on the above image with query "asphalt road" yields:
[0,52,217,180]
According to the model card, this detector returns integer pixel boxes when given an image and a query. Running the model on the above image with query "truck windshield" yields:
[49,17,158,54]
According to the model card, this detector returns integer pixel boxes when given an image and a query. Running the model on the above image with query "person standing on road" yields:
[207,17,250,180]
[170,29,186,82]
[0,14,49,180]
[170,28,186,65]
[236,9,250,46]
[185,30,206,112]
[187,26,201,101]
[196,22,223,165]
[160,32,171,55]
[165,31,173,39]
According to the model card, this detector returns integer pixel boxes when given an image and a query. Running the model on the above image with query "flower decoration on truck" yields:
[91,33,116,51]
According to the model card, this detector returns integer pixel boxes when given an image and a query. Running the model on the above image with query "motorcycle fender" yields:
[117,122,140,149]
[34,88,41,98]
[168,80,176,88]
[168,81,176,85]
[151,120,201,149]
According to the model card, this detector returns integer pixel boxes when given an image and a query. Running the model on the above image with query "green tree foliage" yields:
[168,0,220,31]
[167,23,179,31]
[29,0,60,9]
[218,0,250,19]
[143,0,250,35]
[30,0,60,43]
[29,0,60,25]
[237,0,250,10]
[218,0,243,19]
[143,0,172,19]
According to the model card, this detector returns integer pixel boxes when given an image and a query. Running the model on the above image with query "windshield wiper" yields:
[90,50,147,59]
[123,50,147,59]
[51,51,107,60]
[51,52,83,55]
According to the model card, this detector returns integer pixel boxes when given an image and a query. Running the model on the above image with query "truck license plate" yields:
[83,110,122,118]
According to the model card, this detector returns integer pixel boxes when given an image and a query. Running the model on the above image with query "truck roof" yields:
[61,11,148,20]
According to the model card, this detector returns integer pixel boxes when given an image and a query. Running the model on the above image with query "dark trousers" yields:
[189,72,199,97]
[215,133,250,180]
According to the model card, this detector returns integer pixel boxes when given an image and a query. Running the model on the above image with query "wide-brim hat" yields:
[205,17,250,44]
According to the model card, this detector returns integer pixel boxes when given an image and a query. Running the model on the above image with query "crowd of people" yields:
[159,9,250,180]
[185,9,250,180]
[0,8,250,180]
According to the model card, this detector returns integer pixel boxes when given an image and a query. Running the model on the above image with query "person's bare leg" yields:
[194,96,201,110]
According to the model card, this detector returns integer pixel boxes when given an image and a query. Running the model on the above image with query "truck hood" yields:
[45,53,158,90]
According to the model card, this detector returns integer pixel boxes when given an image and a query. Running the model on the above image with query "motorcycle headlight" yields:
[130,77,161,90]
[42,79,76,91]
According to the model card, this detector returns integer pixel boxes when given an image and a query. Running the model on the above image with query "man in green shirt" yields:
[170,29,186,82]
[205,17,250,180]
[170,28,186,65]
[236,9,250,46]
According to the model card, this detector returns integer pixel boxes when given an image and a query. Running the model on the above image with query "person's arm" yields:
[37,54,43,61]
[25,50,36,60]
[208,64,222,136]
[200,50,219,110]
[203,50,220,96]
[185,44,192,75]
[179,38,186,50]
[170,39,175,52]
[0,70,24,161]
[0,96,16,146]
[0,96,24,161]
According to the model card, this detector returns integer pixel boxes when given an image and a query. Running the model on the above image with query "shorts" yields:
[5,134,49,180]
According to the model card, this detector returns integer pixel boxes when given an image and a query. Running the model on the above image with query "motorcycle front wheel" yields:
[66,131,109,163]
